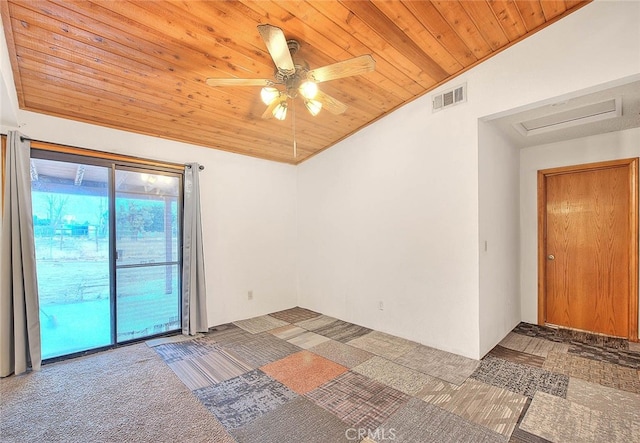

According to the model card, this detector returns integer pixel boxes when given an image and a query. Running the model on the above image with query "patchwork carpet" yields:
[149,309,640,443]
[521,391,640,443]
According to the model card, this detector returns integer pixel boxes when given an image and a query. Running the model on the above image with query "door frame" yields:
[537,157,639,341]
[30,145,185,360]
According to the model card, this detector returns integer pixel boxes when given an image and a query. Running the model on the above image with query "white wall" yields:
[297,1,640,358]
[520,128,640,336]
[478,121,521,356]
[1,110,299,328]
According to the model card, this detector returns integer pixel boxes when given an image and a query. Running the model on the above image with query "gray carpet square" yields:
[306,371,409,430]
[233,315,289,334]
[287,331,331,349]
[153,337,220,364]
[207,324,256,347]
[378,397,507,443]
[166,347,253,390]
[194,369,297,429]
[566,377,640,422]
[508,399,552,443]
[295,314,339,331]
[347,330,419,360]
[268,307,321,324]
[146,333,199,348]
[499,332,570,357]
[521,391,640,443]
[436,379,527,437]
[352,356,435,395]
[309,339,374,368]
[222,332,301,368]
[230,396,350,443]
[471,355,569,399]
[311,320,373,343]
[269,324,306,340]
[395,344,480,385]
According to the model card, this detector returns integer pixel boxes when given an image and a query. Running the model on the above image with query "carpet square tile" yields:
[543,351,640,393]
[166,347,253,390]
[153,337,219,364]
[512,322,629,349]
[437,379,528,437]
[378,397,507,443]
[261,350,348,394]
[416,377,462,405]
[230,396,350,443]
[488,346,546,369]
[268,324,306,340]
[499,332,569,358]
[566,377,640,422]
[295,314,339,331]
[312,320,373,343]
[567,344,640,369]
[347,330,419,360]
[520,391,640,443]
[287,331,331,349]
[233,315,289,334]
[556,329,629,349]
[471,355,568,399]
[308,339,374,368]
[306,371,410,430]
[351,356,435,395]
[146,333,200,348]
[207,324,257,347]
[194,369,298,430]
[508,399,552,443]
[221,332,301,368]
[395,344,480,385]
[268,307,321,324]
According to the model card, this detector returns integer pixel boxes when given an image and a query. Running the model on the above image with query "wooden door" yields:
[538,158,638,339]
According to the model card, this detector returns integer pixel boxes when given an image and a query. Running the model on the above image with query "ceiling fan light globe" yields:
[299,81,318,100]
[273,101,288,120]
[304,99,322,116]
[260,87,280,105]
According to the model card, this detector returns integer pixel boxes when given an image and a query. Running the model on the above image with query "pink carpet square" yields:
[260,350,348,394]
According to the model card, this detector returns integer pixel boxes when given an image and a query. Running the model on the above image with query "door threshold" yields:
[544,323,626,339]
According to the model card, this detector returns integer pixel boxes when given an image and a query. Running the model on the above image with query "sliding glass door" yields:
[31,158,112,359]
[31,152,182,360]
[114,168,181,342]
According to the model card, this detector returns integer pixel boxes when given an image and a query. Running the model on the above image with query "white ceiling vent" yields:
[432,83,466,112]
[514,97,622,136]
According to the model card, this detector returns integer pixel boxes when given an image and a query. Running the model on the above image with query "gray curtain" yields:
[1,131,41,377]
[182,163,208,335]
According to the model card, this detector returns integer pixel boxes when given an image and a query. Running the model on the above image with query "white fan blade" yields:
[315,90,348,115]
[257,24,295,73]
[307,55,375,83]
[261,100,281,119]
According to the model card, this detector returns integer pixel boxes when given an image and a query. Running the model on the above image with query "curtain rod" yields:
[1,132,205,170]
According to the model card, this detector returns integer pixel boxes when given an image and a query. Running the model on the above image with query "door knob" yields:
[548,254,555,260]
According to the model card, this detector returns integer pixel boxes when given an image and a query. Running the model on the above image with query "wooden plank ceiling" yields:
[1,1,589,164]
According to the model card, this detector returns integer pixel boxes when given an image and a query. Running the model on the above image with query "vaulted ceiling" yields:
[1,1,589,164]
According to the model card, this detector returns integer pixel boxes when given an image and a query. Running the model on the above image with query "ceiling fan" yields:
[206,24,376,121]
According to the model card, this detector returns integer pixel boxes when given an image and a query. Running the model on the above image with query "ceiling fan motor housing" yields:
[273,40,310,99]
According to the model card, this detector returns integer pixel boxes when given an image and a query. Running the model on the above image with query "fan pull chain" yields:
[292,99,297,159]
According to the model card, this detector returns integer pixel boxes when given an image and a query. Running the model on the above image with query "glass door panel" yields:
[114,169,181,342]
[31,158,112,359]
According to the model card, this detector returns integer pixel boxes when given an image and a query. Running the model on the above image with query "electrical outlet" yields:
[248,290,253,301]
[378,301,384,311]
